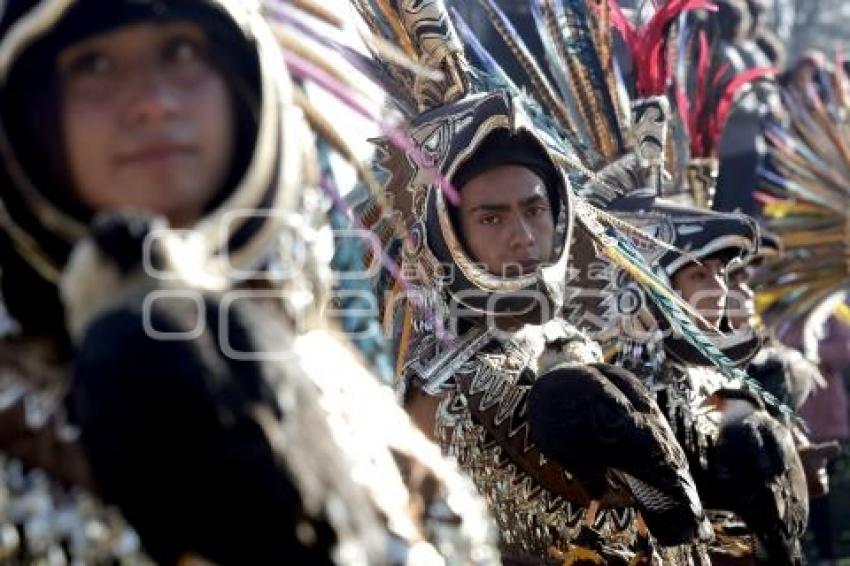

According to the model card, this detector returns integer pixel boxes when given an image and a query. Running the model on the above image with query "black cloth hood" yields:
[378,90,575,324]
[605,193,760,279]
[0,0,291,335]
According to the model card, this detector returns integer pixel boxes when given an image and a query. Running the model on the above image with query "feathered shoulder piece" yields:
[755,52,850,350]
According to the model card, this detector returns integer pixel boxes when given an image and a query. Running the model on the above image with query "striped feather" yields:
[530,0,594,154]
[473,0,581,139]
[551,0,625,162]
[450,7,520,93]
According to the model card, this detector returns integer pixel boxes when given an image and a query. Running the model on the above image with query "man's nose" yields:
[508,216,535,250]
[122,69,180,126]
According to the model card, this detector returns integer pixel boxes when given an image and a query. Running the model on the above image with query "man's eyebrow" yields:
[468,203,511,213]
[520,194,548,207]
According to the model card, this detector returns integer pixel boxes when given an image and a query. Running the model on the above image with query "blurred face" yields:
[727,266,756,329]
[671,257,729,328]
[458,165,555,276]
[59,22,234,227]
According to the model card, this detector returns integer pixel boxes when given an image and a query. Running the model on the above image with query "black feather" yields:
[709,410,808,565]
[527,363,710,546]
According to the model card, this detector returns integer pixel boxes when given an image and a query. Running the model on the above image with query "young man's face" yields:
[671,257,729,328]
[59,22,234,227]
[457,164,555,276]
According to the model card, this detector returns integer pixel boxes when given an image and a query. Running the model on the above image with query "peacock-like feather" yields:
[548,0,626,163]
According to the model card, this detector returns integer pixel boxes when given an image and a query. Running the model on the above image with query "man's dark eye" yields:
[65,51,112,77]
[163,36,206,65]
[480,215,500,225]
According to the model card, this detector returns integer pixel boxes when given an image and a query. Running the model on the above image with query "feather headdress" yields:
[259,0,469,379]
[674,29,774,160]
[610,0,716,99]
[755,54,850,358]
[447,0,795,419]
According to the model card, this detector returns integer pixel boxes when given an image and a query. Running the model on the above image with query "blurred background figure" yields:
[783,314,850,565]
[711,0,783,215]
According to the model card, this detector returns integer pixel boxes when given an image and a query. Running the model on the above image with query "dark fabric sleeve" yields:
[71,304,335,565]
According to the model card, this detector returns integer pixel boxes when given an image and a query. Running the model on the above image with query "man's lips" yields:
[115,143,196,165]
[503,260,541,276]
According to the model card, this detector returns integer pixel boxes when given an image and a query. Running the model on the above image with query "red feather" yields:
[690,30,711,155]
[677,20,774,156]
[609,0,717,97]
[608,1,637,56]
[712,66,776,153]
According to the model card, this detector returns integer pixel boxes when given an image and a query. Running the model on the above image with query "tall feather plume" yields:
[588,0,631,140]
[473,0,582,140]
[451,5,600,174]
[348,0,470,114]
[450,7,520,93]
[538,0,626,165]
[258,0,464,372]
[262,0,465,350]
[528,0,575,106]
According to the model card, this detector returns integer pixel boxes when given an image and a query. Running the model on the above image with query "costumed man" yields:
[602,10,809,563]
[354,1,729,564]
[387,87,710,566]
[619,11,809,564]
[454,1,809,563]
[0,0,499,563]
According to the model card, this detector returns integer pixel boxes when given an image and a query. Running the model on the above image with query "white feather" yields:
[59,237,147,343]
[59,223,219,343]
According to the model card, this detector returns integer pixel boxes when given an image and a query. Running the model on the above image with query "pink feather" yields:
[282,50,462,206]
